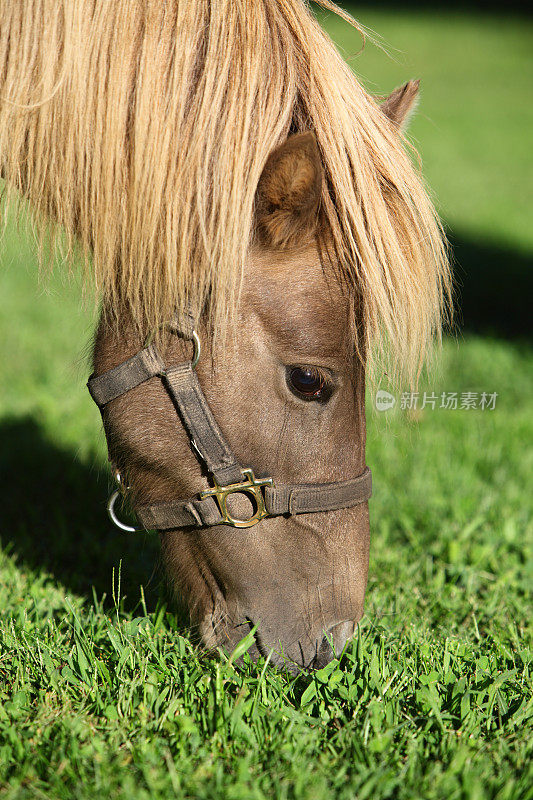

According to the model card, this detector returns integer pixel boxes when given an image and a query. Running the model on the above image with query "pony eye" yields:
[286,366,332,402]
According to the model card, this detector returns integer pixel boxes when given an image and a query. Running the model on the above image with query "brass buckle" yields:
[199,469,273,528]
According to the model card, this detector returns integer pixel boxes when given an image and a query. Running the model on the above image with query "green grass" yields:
[325,5,533,252]
[1,6,532,800]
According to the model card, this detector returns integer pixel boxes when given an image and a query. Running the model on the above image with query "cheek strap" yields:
[88,340,371,531]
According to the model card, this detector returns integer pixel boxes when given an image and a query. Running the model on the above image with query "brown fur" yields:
[94,251,369,669]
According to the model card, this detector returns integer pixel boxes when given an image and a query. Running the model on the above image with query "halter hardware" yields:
[107,489,141,533]
[87,315,372,533]
[199,469,274,528]
[105,470,142,533]
[144,324,201,369]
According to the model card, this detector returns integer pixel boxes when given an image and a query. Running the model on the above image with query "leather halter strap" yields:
[133,468,372,530]
[87,329,372,531]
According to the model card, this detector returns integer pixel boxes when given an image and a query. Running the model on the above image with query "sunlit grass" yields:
[0,7,532,800]
[1,214,531,800]
[322,5,533,252]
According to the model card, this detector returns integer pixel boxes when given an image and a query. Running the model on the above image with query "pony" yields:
[0,0,451,672]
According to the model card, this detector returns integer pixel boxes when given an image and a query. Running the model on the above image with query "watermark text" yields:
[375,390,498,412]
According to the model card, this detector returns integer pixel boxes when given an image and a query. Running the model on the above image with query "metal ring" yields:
[107,490,141,533]
[144,324,201,369]
[114,470,130,491]
[191,330,201,368]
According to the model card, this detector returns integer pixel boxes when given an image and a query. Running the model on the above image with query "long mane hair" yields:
[0,0,450,382]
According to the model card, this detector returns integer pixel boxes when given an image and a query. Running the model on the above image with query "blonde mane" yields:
[0,0,450,382]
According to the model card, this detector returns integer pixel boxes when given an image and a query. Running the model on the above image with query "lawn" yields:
[0,6,532,799]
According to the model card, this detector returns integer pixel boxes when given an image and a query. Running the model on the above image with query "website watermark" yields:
[375,390,498,412]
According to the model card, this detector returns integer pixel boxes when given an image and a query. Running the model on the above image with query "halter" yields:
[87,316,372,532]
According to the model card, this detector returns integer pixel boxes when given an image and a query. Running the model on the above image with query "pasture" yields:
[0,5,531,799]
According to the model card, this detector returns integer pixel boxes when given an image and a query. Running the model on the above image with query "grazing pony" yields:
[0,0,450,671]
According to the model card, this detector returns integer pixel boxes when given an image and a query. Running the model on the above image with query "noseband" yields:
[88,316,372,532]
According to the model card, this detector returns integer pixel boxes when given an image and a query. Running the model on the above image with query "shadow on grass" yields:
[450,232,532,341]
[0,416,161,609]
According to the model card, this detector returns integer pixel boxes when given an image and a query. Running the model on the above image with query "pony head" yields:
[0,0,451,670]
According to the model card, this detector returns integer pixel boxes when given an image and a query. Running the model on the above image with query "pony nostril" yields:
[312,620,356,669]
[314,634,335,669]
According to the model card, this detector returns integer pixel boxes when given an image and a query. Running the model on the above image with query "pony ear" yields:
[380,80,420,131]
[255,132,323,249]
